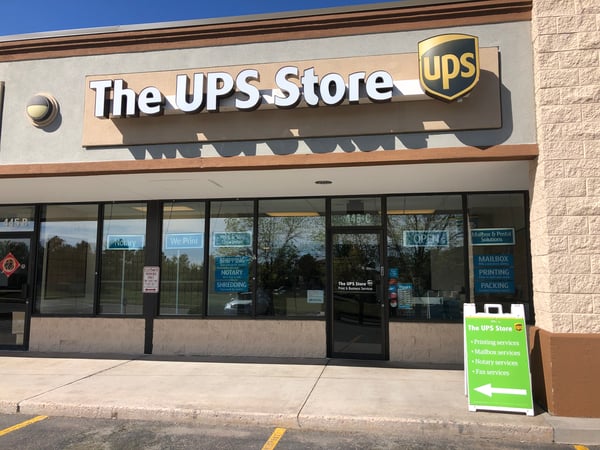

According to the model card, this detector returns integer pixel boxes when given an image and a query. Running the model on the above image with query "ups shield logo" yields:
[418,34,480,102]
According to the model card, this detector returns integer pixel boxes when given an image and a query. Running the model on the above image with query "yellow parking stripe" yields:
[573,446,589,450]
[0,415,48,437]
[262,427,286,450]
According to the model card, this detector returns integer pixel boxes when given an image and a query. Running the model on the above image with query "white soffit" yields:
[0,161,530,204]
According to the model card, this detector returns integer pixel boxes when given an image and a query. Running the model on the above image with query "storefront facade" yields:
[0,0,598,417]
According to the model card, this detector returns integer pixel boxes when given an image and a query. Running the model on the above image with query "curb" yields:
[15,401,555,444]
[297,414,555,443]
[545,416,600,446]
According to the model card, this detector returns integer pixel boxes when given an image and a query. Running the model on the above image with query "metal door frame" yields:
[0,232,35,350]
[327,227,388,360]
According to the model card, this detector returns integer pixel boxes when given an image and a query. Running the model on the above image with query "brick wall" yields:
[530,0,600,333]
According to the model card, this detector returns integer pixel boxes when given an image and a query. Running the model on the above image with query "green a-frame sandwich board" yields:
[464,303,534,416]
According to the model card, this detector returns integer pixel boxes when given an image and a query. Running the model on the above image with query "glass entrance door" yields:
[330,231,386,359]
[0,237,31,349]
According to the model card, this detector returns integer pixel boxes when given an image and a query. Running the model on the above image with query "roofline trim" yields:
[0,0,531,62]
[0,0,483,42]
[0,144,539,179]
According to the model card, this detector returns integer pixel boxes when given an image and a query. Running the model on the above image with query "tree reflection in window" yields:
[257,200,326,317]
[386,196,465,321]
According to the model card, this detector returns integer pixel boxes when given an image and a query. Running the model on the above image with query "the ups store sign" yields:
[82,34,501,147]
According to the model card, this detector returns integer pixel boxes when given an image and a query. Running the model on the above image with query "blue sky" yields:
[1,0,400,37]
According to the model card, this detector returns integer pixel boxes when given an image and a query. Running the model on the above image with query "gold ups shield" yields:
[418,34,480,102]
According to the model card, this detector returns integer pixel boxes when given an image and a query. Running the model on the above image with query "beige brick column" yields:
[530,0,600,334]
[529,0,600,417]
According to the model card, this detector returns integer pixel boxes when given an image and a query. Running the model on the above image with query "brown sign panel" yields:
[82,48,500,148]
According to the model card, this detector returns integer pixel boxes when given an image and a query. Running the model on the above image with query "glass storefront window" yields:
[99,203,146,315]
[207,200,254,316]
[331,197,381,227]
[36,204,98,314]
[387,195,465,321]
[161,202,205,315]
[467,193,530,318]
[27,191,532,324]
[257,199,326,317]
[0,205,35,233]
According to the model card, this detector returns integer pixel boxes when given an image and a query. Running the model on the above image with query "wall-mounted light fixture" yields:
[26,93,59,127]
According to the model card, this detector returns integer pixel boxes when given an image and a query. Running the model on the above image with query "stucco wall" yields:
[154,320,464,364]
[28,317,465,364]
[389,322,463,365]
[29,317,145,354]
[0,21,535,165]
[530,0,600,333]
[152,319,326,358]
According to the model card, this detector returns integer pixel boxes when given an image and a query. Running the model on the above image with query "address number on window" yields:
[2,218,30,229]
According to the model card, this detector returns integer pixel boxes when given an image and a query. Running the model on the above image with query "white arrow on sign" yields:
[474,384,527,397]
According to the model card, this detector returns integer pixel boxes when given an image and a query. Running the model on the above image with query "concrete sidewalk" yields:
[0,353,598,445]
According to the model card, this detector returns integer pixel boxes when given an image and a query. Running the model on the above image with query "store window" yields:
[207,200,254,316]
[161,201,205,315]
[99,203,146,314]
[257,199,326,317]
[0,205,35,232]
[467,193,531,318]
[36,204,98,314]
[386,195,465,321]
[331,197,381,227]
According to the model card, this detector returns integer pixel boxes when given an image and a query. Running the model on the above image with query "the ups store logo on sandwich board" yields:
[418,34,480,102]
